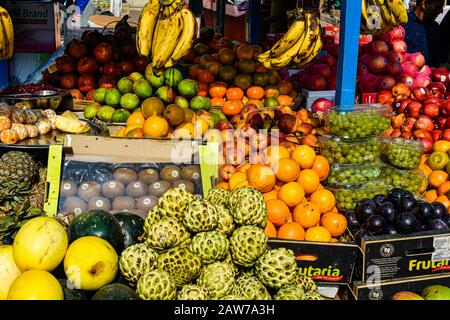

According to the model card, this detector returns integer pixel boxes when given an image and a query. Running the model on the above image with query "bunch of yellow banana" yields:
[361,0,408,35]
[0,5,14,60]
[136,0,197,69]
[257,10,322,69]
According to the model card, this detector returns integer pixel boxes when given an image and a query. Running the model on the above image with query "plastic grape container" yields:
[326,163,386,186]
[323,104,392,139]
[380,167,426,194]
[318,134,382,165]
[380,137,424,170]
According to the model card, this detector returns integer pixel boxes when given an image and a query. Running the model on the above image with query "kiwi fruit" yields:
[77,181,101,201]
[101,180,125,199]
[181,165,201,182]
[148,180,171,197]
[87,196,111,211]
[126,181,148,199]
[113,168,138,185]
[172,180,195,194]
[138,168,160,184]
[136,195,158,212]
[112,196,136,211]
[60,180,77,198]
[62,197,87,215]
[160,165,182,183]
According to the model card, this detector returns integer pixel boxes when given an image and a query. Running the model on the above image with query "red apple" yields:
[423,97,441,105]
[398,74,414,87]
[98,75,117,89]
[415,115,435,131]
[120,41,137,57]
[396,98,411,113]
[406,101,423,118]
[391,39,407,53]
[432,129,442,141]
[102,62,122,78]
[391,113,406,128]
[385,63,402,77]
[215,120,233,131]
[428,82,447,93]
[413,129,433,140]
[423,103,440,119]
[313,64,332,78]
[357,63,369,76]
[311,98,334,113]
[134,56,150,72]
[359,73,380,93]
[391,128,402,137]
[436,116,448,129]
[410,87,428,101]
[78,74,97,93]
[385,51,405,64]
[219,164,236,181]
[408,52,425,68]
[60,74,78,89]
[359,53,372,65]
[442,100,450,116]
[56,55,76,74]
[308,74,327,91]
[67,40,87,59]
[377,90,393,104]
[370,40,389,55]
[379,76,396,90]
[327,75,337,90]
[119,60,135,75]
[69,89,83,99]
[401,131,413,139]
[419,137,433,153]
[389,26,406,40]
[77,57,98,75]
[93,42,113,63]
[442,129,450,142]
[368,56,387,73]
[318,54,337,67]
[438,67,450,86]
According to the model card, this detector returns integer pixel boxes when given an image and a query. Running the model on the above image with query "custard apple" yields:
[145,216,191,252]
[255,248,297,290]
[197,262,236,299]
[119,243,158,283]
[215,204,235,236]
[228,187,267,227]
[190,231,229,264]
[158,187,192,220]
[223,253,240,276]
[293,273,318,292]
[206,188,231,208]
[157,247,202,287]
[232,275,272,300]
[136,269,177,300]
[230,226,267,267]
[238,267,255,277]
[143,206,167,236]
[221,294,245,300]
[177,284,211,300]
[274,285,306,300]
[183,199,218,232]
[304,291,325,300]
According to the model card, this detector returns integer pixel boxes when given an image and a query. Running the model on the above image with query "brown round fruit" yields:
[87,196,111,211]
[125,181,148,199]
[60,180,77,198]
[171,180,195,193]
[62,197,87,215]
[113,168,138,185]
[181,165,201,182]
[148,180,171,197]
[101,180,125,199]
[136,195,158,212]
[77,181,101,201]
[112,196,136,211]
[160,165,182,183]
[138,168,160,184]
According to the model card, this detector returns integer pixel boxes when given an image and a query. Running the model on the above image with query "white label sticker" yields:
[143,198,151,205]
[432,236,450,262]
[96,200,104,207]
[81,183,89,190]
[154,183,160,189]
[74,208,82,214]
[109,182,116,188]
[179,184,186,189]
[63,183,71,190]
[134,182,141,188]
[172,171,179,178]
[192,172,200,180]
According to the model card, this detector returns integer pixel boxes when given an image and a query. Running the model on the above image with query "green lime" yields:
[111,109,131,123]
[105,88,121,107]
[120,93,140,111]
[190,96,211,111]
[84,102,101,120]
[175,96,189,109]
[129,72,144,82]
[93,88,107,104]
[164,68,183,88]
[132,79,153,99]
[97,106,116,122]
[117,77,134,95]
[177,79,199,99]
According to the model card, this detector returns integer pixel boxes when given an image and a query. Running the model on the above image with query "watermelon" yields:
[59,279,88,300]
[92,283,139,300]
[113,212,145,249]
[68,210,123,253]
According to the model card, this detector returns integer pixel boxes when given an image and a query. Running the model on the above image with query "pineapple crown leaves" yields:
[0,207,46,244]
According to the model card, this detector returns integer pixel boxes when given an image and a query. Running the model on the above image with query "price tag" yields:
[432,236,450,262]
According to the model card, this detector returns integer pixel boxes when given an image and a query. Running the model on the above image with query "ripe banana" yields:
[376,0,398,27]
[152,12,184,69]
[295,26,322,67]
[165,8,197,67]
[136,0,160,57]
[161,0,185,18]
[292,12,320,66]
[387,0,408,24]
[269,16,306,58]
[0,6,13,60]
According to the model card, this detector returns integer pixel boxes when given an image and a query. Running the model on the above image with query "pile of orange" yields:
[216,143,344,242]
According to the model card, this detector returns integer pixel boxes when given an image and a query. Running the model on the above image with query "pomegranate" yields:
[311,98,334,113]
[93,42,113,63]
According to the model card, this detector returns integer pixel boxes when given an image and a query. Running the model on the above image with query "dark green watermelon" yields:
[59,279,89,300]
[68,209,124,253]
[113,212,145,249]
[92,283,139,300]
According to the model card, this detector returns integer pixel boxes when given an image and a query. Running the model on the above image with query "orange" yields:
[226,87,244,101]
[215,182,230,190]
[435,195,450,209]
[125,127,144,138]
[235,180,249,189]
[263,189,278,201]
[321,213,348,237]
[246,86,265,100]
[247,164,276,193]
[433,140,450,153]
[438,181,450,195]
[311,155,330,181]
[277,95,293,106]
[143,115,170,138]
[266,199,291,227]
[273,158,301,182]
[229,172,247,191]
[277,222,305,241]
[222,100,244,116]
[429,170,449,188]
[297,169,320,194]
[211,97,226,108]
[209,83,227,98]
[421,154,428,165]
[293,202,321,228]
[126,111,145,127]
[330,238,339,243]
[310,189,336,213]
[278,182,305,207]
[424,190,438,203]
[305,226,332,242]
[264,221,277,238]
[125,125,143,135]
[330,206,339,213]
[291,145,316,169]
[419,163,433,177]
[265,146,291,167]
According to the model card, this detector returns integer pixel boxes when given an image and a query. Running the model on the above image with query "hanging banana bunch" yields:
[0,5,14,60]
[136,0,197,70]
[360,0,408,35]
[257,9,322,69]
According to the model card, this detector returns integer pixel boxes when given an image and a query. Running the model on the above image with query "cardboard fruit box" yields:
[350,273,450,300]
[352,229,450,283]
[268,238,359,285]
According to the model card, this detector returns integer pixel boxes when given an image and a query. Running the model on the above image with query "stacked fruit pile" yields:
[45,17,146,100]
[120,186,323,300]
[217,143,347,243]
[320,105,425,210]
[345,188,449,244]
